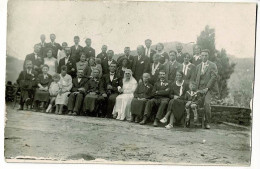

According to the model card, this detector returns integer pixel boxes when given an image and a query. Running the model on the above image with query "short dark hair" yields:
[159,69,166,74]
[42,64,49,69]
[145,39,152,43]
[169,50,177,55]
[61,65,67,71]
[74,36,80,39]
[201,49,210,54]
[156,43,164,50]
[176,70,184,77]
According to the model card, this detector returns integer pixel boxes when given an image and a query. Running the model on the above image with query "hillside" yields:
[6,55,24,83]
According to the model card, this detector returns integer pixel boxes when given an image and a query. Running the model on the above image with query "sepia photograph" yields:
[4,0,257,166]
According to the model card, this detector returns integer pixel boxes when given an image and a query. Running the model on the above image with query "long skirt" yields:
[55,92,70,105]
[131,98,148,117]
[168,99,186,123]
[112,93,133,121]
[34,89,50,102]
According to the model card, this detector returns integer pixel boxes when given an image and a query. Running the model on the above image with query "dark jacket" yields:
[132,55,150,82]
[17,69,38,90]
[97,52,108,61]
[71,77,88,93]
[46,42,62,58]
[152,80,170,99]
[101,58,117,75]
[134,81,153,99]
[83,46,95,59]
[71,45,83,62]
[36,74,52,88]
[150,63,164,84]
[176,52,185,64]
[57,56,77,78]
[84,77,104,95]
[102,73,123,95]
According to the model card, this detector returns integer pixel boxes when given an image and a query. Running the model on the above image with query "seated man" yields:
[17,60,38,110]
[82,69,107,116]
[140,70,170,127]
[67,69,88,116]
[131,73,153,123]
[102,63,123,118]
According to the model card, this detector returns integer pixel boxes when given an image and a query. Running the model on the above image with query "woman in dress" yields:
[112,69,137,121]
[44,48,58,76]
[160,71,189,129]
[76,53,88,71]
[46,73,61,113]
[55,65,72,115]
[116,57,128,79]
[156,43,169,65]
[33,64,52,112]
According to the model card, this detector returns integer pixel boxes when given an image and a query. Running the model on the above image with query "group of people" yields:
[16,34,219,129]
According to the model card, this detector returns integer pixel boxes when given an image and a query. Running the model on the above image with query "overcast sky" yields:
[7,0,256,60]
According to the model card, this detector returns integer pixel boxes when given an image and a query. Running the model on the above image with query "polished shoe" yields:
[160,117,167,123]
[139,116,147,125]
[205,124,211,129]
[135,117,140,123]
[165,124,173,129]
[153,119,159,127]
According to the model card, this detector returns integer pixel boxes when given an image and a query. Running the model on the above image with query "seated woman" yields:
[33,64,52,112]
[116,57,128,78]
[82,68,106,116]
[55,65,72,115]
[44,48,58,76]
[160,71,189,129]
[76,53,88,71]
[46,73,61,113]
[112,69,137,121]
[130,73,153,123]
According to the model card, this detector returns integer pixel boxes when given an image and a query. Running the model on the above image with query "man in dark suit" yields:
[57,47,77,78]
[150,54,164,84]
[83,38,95,60]
[17,60,38,110]
[191,45,202,66]
[24,44,43,74]
[180,53,196,83]
[67,69,88,116]
[140,70,170,127]
[195,49,219,129]
[144,39,156,63]
[101,50,117,75]
[101,63,123,118]
[117,47,134,69]
[132,45,150,82]
[96,45,108,61]
[71,36,83,62]
[165,50,182,82]
[37,34,47,57]
[46,34,62,58]
[176,43,185,64]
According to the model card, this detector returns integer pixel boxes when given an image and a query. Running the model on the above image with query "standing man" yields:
[164,50,181,82]
[46,34,62,58]
[132,45,150,82]
[101,50,117,75]
[71,36,83,62]
[38,34,47,57]
[180,53,196,83]
[117,47,134,69]
[83,38,95,60]
[57,47,77,78]
[24,44,43,74]
[191,45,202,66]
[97,45,108,61]
[140,70,170,127]
[144,39,156,63]
[102,63,123,118]
[176,43,185,64]
[195,49,219,129]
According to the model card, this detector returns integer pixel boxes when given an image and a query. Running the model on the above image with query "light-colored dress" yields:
[49,81,60,97]
[44,57,58,76]
[57,50,66,63]
[112,77,137,121]
[55,74,72,105]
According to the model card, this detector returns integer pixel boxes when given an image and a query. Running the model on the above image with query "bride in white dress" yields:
[112,69,137,121]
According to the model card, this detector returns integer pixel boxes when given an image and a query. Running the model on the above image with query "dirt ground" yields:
[4,105,251,165]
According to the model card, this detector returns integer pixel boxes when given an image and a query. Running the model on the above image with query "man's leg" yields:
[107,94,118,118]
[140,99,156,125]
[154,98,169,126]
[204,92,212,129]
[73,93,84,115]
[67,93,76,115]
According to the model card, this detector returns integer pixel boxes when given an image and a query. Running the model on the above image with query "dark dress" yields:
[166,81,189,123]
[158,52,169,64]
[34,74,52,102]
[131,82,153,117]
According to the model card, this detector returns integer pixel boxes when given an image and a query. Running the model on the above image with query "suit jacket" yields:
[38,42,48,57]
[180,63,196,82]
[71,77,88,92]
[82,65,92,78]
[134,81,153,99]
[84,77,105,95]
[117,55,135,70]
[102,73,123,94]
[150,63,164,84]
[97,52,108,61]
[132,55,150,82]
[83,46,95,59]
[195,61,219,95]
[24,53,44,73]
[17,69,38,90]
[145,48,156,63]
[152,80,170,99]
[191,55,203,66]
[57,56,77,78]
[176,52,185,64]
[165,61,182,82]
[46,42,62,58]
[71,45,83,62]
[101,58,117,75]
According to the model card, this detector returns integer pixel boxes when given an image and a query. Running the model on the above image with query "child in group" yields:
[76,53,88,71]
[46,73,61,113]
[184,81,203,127]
